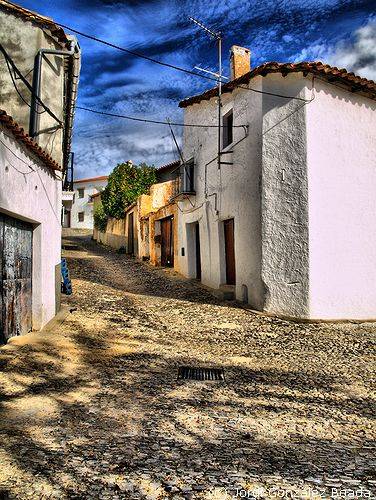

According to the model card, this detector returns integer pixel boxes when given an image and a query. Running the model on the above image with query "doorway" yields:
[195,222,201,280]
[0,213,33,344]
[161,217,174,267]
[223,218,236,285]
[63,209,71,228]
[127,212,134,255]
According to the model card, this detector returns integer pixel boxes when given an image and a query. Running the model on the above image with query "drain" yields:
[178,366,225,381]
[62,244,79,250]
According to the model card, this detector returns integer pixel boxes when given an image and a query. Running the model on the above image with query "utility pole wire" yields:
[0,43,63,125]
[56,22,217,83]
[75,106,247,128]
[56,22,310,102]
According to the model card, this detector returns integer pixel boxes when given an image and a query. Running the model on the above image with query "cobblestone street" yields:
[0,236,375,499]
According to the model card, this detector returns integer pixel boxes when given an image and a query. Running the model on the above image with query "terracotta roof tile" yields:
[179,61,376,108]
[0,0,68,46]
[74,175,108,184]
[157,160,180,172]
[0,110,61,171]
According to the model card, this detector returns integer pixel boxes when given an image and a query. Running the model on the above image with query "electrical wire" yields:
[56,22,217,83]
[0,43,62,125]
[56,22,316,103]
[236,84,310,102]
[3,56,46,113]
[76,105,246,128]
[0,137,36,174]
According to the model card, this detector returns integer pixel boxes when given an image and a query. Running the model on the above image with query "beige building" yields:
[93,161,180,270]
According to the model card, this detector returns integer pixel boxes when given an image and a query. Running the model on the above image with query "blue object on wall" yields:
[61,258,72,295]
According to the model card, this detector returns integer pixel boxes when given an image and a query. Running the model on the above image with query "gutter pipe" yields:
[29,40,78,138]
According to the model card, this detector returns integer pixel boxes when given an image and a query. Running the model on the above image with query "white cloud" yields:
[327,17,376,80]
[294,42,328,62]
[293,17,376,81]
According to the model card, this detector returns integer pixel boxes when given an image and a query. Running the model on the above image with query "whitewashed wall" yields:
[306,79,376,319]
[261,73,310,317]
[0,126,62,330]
[70,178,107,229]
[178,77,265,309]
[180,70,376,319]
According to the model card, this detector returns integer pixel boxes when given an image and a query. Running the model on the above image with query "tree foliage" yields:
[101,161,156,219]
[93,201,108,232]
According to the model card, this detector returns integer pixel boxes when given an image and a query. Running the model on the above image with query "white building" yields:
[176,46,376,320]
[0,111,63,343]
[0,2,80,343]
[66,176,108,229]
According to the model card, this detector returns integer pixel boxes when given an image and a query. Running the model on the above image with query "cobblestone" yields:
[0,235,375,499]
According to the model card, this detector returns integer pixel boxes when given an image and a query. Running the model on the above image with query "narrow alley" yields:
[0,236,375,499]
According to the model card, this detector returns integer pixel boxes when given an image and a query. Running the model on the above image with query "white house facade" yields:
[0,113,62,343]
[177,48,376,320]
[67,176,108,229]
[0,2,80,343]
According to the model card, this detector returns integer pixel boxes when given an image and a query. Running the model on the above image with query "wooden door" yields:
[0,213,33,344]
[224,218,236,285]
[127,212,134,255]
[195,222,201,280]
[161,217,174,267]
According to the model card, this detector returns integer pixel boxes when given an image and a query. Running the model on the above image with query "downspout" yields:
[29,40,78,138]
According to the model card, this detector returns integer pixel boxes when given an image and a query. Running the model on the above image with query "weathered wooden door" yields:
[0,213,33,344]
[161,217,174,267]
[195,222,201,280]
[127,212,134,255]
[224,218,236,285]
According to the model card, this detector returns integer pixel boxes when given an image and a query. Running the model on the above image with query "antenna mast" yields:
[189,17,223,172]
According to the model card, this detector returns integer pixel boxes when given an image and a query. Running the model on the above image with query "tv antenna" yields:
[189,16,224,171]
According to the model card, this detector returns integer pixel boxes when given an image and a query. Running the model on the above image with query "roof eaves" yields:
[179,61,376,108]
[0,0,69,46]
[157,160,180,172]
[74,175,108,184]
[0,110,62,172]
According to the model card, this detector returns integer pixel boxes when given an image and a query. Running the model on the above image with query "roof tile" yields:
[179,61,376,108]
[0,109,61,171]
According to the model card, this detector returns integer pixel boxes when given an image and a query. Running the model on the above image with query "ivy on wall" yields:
[101,161,156,220]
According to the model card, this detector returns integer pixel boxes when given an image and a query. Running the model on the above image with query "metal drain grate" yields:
[62,244,79,251]
[178,366,225,381]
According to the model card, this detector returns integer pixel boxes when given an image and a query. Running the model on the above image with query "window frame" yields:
[222,109,234,150]
[181,158,195,193]
[78,211,85,222]
[78,188,85,199]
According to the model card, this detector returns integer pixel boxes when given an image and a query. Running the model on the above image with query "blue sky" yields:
[17,0,376,178]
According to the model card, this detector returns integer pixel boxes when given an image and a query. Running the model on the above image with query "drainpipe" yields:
[29,40,78,138]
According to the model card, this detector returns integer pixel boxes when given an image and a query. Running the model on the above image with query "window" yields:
[181,159,195,193]
[222,109,233,149]
[78,212,85,222]
[78,188,85,198]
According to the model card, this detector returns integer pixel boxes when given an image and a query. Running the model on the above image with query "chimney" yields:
[230,46,251,80]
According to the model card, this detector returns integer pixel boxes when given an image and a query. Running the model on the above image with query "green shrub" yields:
[101,161,156,219]
[93,201,108,232]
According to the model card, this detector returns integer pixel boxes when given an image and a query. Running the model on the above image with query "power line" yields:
[236,84,310,102]
[0,43,62,125]
[3,55,45,113]
[0,136,36,174]
[76,106,247,128]
[56,22,218,83]
[56,22,311,102]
